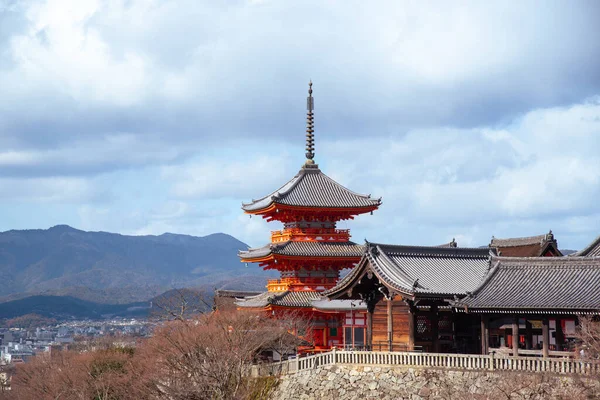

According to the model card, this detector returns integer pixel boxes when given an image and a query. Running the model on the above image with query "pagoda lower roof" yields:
[239,241,365,261]
[241,164,381,213]
[236,290,322,308]
[235,290,367,311]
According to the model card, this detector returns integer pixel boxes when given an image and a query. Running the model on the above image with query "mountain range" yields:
[0,225,274,307]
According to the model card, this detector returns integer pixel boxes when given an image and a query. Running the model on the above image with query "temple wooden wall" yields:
[371,297,411,349]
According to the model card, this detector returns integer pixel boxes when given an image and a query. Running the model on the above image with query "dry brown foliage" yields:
[575,315,600,359]
[7,310,308,400]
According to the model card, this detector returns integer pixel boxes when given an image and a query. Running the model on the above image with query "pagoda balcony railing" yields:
[267,277,338,291]
[271,228,351,243]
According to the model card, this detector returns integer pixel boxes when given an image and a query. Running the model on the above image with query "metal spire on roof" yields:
[305,81,315,165]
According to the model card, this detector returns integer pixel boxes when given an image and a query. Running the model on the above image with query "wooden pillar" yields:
[525,319,533,350]
[387,299,393,351]
[555,318,564,351]
[408,306,415,351]
[431,305,439,353]
[323,320,328,348]
[512,317,519,357]
[542,318,549,358]
[480,315,489,355]
[366,311,373,351]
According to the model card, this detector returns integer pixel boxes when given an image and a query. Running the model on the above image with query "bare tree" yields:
[140,310,308,399]
[575,315,600,359]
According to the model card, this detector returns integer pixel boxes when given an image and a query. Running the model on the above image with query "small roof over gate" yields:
[489,231,562,257]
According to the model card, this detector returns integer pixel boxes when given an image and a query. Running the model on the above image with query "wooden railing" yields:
[251,349,600,377]
[271,228,351,243]
[266,277,337,291]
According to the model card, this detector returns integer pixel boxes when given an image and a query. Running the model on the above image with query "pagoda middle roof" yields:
[241,165,381,212]
[239,240,365,260]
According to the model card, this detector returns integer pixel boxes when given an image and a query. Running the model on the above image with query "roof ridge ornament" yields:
[304,80,317,168]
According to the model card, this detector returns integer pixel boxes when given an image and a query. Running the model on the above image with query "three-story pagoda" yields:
[237,82,381,350]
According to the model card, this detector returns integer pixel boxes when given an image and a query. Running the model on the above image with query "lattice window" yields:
[416,315,431,334]
[438,315,453,333]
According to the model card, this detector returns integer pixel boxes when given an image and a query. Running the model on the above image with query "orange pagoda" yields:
[237,82,381,351]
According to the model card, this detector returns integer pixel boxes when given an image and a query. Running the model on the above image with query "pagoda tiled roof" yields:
[236,290,322,308]
[239,241,365,260]
[324,243,493,298]
[573,234,600,257]
[241,165,381,212]
[454,256,600,312]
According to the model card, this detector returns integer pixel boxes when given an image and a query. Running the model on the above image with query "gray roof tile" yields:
[239,241,365,260]
[324,243,493,297]
[574,234,600,257]
[236,290,322,308]
[490,232,553,247]
[242,166,381,212]
[458,256,600,311]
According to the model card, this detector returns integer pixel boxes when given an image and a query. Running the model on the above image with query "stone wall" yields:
[270,364,600,400]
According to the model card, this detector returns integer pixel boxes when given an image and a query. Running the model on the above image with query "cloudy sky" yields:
[1,0,599,250]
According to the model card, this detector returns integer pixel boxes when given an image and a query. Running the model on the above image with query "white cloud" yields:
[0,176,100,203]
[161,151,297,200]
[316,98,600,248]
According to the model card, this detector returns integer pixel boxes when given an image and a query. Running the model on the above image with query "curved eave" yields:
[242,202,381,217]
[453,307,600,315]
[239,253,363,263]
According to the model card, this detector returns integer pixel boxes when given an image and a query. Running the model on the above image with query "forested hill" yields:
[0,225,272,303]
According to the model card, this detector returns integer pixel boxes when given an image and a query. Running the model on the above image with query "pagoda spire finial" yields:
[305,80,315,166]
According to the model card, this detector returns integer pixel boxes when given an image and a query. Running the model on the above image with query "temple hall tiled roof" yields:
[489,231,561,257]
[455,256,600,312]
[239,241,365,260]
[324,243,493,298]
[236,290,322,308]
[311,299,367,311]
[241,166,381,212]
[574,234,600,257]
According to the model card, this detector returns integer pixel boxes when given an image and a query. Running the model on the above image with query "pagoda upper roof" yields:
[239,240,365,261]
[241,164,381,213]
